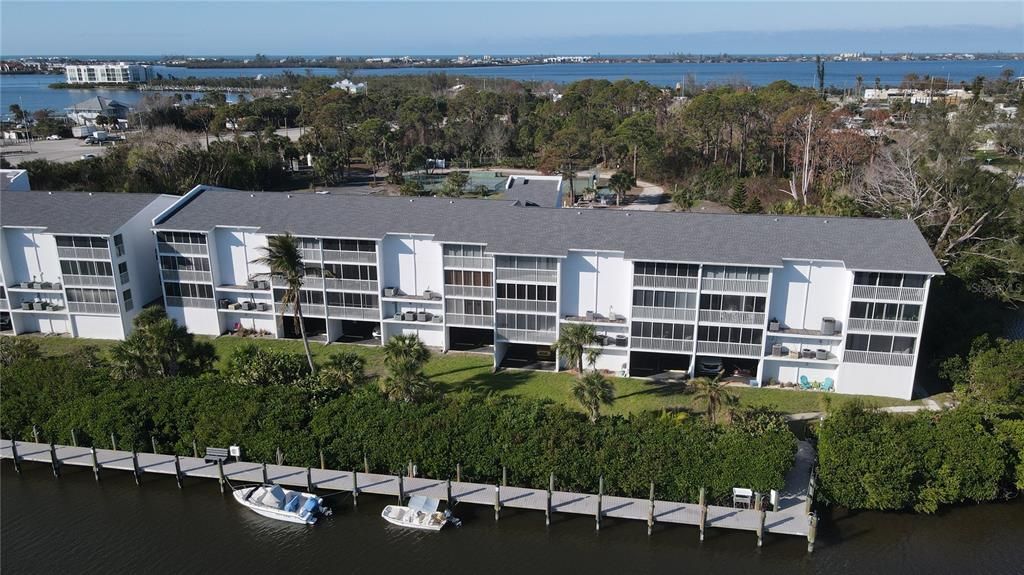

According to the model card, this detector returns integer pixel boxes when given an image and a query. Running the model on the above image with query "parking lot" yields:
[0,137,110,165]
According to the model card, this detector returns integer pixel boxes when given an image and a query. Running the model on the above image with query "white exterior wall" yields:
[769,260,849,332]
[72,314,124,340]
[836,363,916,399]
[114,195,177,335]
[167,305,221,336]
[3,230,60,286]
[381,235,444,297]
[560,251,631,319]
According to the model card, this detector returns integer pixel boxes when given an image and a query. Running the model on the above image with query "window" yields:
[164,282,213,299]
[849,302,921,322]
[60,260,113,276]
[336,264,377,280]
[702,265,768,281]
[327,292,378,308]
[324,238,376,252]
[444,244,485,257]
[156,231,206,245]
[445,270,493,287]
[66,288,118,304]
[631,321,693,340]
[699,294,765,312]
[494,256,557,270]
[113,234,125,257]
[159,256,210,272]
[273,288,322,305]
[496,283,556,301]
[846,335,916,355]
[634,262,698,277]
[446,299,493,315]
[632,290,696,309]
[118,262,129,283]
[697,326,763,345]
[123,289,133,311]
[496,313,557,331]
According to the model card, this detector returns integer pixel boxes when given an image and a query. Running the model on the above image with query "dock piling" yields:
[174,455,183,488]
[319,449,325,470]
[398,474,405,503]
[110,433,117,451]
[805,473,816,515]
[71,428,78,447]
[446,478,453,505]
[352,469,359,508]
[217,459,225,494]
[494,485,501,521]
[131,449,141,485]
[363,454,369,474]
[807,512,818,553]
[90,446,100,481]
[596,475,603,532]
[306,467,314,493]
[545,473,554,526]
[151,436,158,454]
[262,462,268,484]
[49,442,60,478]
[192,438,198,458]
[456,463,461,483]
[698,487,707,542]
[502,466,507,487]
[647,481,655,536]
[275,447,283,466]
[10,440,21,474]
[754,492,764,547]
[32,425,40,444]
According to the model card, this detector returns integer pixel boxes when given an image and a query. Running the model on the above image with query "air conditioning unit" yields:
[821,317,837,336]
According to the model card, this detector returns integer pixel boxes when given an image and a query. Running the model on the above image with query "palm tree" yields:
[552,323,601,373]
[381,334,432,402]
[252,233,318,374]
[572,370,615,423]
[319,351,367,390]
[691,372,738,425]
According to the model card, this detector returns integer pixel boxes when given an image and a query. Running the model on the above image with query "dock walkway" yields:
[1,439,815,545]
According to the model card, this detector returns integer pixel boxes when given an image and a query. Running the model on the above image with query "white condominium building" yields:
[1,191,177,339]
[151,186,943,400]
[64,63,153,84]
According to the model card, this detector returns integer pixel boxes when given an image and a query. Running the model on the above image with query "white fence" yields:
[850,285,925,302]
[847,318,920,334]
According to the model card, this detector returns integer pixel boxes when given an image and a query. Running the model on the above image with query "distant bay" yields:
[2,59,1018,113]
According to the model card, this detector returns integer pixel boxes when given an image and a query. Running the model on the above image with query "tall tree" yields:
[729,180,748,212]
[109,307,216,380]
[608,170,636,206]
[252,233,318,374]
[381,334,432,402]
[691,373,737,425]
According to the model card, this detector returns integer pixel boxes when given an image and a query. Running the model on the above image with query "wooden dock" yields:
[0,439,817,549]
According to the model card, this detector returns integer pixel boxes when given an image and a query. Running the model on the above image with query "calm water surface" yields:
[2,60,1019,113]
[2,464,1022,574]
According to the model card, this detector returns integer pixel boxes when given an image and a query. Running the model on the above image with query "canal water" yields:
[2,464,1022,574]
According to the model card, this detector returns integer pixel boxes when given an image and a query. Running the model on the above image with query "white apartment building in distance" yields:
[152,186,943,400]
[1,191,177,339]
[64,63,153,84]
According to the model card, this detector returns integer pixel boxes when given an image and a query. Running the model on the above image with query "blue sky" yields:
[2,1,1022,56]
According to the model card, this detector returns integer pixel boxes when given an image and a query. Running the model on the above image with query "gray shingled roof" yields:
[503,177,562,207]
[154,187,944,274]
[66,96,128,112]
[2,191,163,235]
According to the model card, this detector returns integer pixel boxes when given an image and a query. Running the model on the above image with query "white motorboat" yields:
[381,495,461,531]
[232,483,330,525]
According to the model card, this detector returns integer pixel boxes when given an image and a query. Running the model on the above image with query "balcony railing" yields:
[62,274,115,288]
[632,275,698,291]
[300,248,321,261]
[446,313,495,328]
[324,278,379,292]
[843,350,916,367]
[631,337,693,353]
[160,269,213,283]
[495,328,557,344]
[495,299,558,313]
[445,285,494,298]
[699,278,770,294]
[699,309,766,325]
[66,301,120,315]
[443,255,492,270]
[851,285,926,302]
[847,318,920,334]
[157,242,208,256]
[495,268,558,284]
[695,341,763,358]
[322,250,377,264]
[57,246,110,260]
[275,302,326,317]
[631,306,696,322]
[165,296,215,309]
[326,306,380,321]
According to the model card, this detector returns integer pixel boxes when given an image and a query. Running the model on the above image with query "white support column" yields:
[755,267,776,385]
[689,264,704,378]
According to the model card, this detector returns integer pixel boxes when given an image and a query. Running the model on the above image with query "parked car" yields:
[46,134,62,140]
[84,137,98,145]
[80,153,96,160]
[695,356,724,377]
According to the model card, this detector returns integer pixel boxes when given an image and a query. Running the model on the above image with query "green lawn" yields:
[23,334,918,416]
